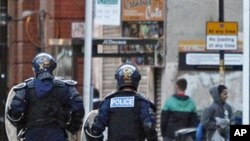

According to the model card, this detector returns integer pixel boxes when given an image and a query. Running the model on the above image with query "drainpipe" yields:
[0,0,9,140]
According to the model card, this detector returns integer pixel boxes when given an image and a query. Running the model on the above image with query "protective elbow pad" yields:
[10,87,27,113]
[7,108,24,127]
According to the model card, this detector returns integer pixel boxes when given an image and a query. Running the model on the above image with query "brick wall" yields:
[54,0,85,38]
[8,0,85,91]
[54,0,85,93]
[8,0,39,87]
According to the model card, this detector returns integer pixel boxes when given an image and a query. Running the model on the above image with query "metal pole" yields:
[0,0,9,140]
[218,0,225,85]
[243,0,250,125]
[81,0,93,140]
[84,0,93,120]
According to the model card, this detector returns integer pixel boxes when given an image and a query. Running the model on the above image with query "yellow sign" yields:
[206,22,238,35]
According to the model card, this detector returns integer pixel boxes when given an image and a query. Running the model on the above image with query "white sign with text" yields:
[206,35,237,50]
[186,53,242,65]
[95,0,121,25]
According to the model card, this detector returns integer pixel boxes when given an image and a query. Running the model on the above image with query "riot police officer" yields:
[7,52,85,141]
[84,63,158,141]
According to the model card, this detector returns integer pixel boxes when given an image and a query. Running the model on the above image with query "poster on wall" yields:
[121,0,165,67]
[95,0,121,25]
[71,22,85,38]
[122,0,165,21]
[120,21,165,66]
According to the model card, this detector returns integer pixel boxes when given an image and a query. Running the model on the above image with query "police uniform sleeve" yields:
[93,100,110,131]
[138,96,158,141]
[85,99,110,141]
[7,83,27,127]
[64,80,85,134]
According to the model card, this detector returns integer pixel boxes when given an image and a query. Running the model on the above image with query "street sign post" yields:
[206,22,238,84]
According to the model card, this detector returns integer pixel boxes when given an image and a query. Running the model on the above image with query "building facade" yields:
[7,0,243,140]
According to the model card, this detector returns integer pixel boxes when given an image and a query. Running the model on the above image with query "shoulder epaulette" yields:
[26,79,35,88]
[136,92,156,111]
[13,82,27,90]
[64,80,77,86]
[53,78,65,87]
[54,77,65,80]
[136,92,149,100]
[24,77,34,83]
[104,91,118,99]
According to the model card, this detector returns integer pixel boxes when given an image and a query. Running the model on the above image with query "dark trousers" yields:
[25,127,67,141]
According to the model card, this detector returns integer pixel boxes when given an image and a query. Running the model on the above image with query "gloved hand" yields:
[66,123,81,134]
[66,112,84,134]
[84,123,103,141]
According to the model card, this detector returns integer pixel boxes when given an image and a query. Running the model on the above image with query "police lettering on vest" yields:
[110,97,135,108]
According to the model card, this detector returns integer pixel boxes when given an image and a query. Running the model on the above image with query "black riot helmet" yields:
[115,63,141,91]
[32,52,57,80]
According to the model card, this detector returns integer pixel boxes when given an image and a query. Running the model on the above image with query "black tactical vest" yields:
[106,92,145,141]
[23,79,69,129]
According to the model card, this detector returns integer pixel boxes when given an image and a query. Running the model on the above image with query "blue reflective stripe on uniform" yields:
[110,96,135,108]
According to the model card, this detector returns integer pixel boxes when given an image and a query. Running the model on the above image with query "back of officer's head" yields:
[115,63,141,91]
[32,52,57,80]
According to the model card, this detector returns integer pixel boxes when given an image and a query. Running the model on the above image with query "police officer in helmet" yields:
[7,52,85,141]
[85,63,158,141]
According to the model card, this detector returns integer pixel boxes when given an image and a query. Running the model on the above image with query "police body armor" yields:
[106,91,145,141]
[5,77,73,140]
[23,78,69,129]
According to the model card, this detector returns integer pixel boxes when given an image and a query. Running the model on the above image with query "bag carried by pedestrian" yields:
[211,129,225,141]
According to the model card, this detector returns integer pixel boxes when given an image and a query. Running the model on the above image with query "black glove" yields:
[84,123,103,141]
[66,123,81,134]
[66,112,84,134]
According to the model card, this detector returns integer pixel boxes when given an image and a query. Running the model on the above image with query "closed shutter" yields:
[102,26,121,97]
[102,58,120,96]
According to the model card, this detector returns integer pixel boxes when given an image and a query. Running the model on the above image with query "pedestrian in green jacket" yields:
[161,78,198,141]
